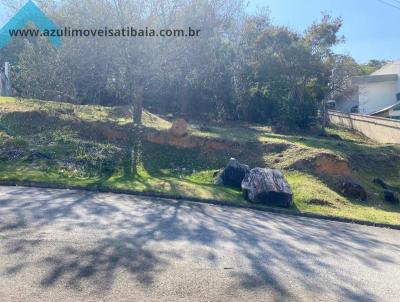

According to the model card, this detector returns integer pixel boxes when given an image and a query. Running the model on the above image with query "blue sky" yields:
[1,0,399,63]
[250,0,400,63]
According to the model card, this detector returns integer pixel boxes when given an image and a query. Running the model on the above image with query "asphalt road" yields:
[0,186,399,302]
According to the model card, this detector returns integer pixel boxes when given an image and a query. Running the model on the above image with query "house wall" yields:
[358,80,399,115]
[336,97,358,112]
[389,108,400,119]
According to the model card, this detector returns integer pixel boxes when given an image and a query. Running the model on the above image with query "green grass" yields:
[1,97,400,225]
[287,171,400,224]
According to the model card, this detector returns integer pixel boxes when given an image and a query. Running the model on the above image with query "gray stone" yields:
[216,158,250,188]
[241,168,293,208]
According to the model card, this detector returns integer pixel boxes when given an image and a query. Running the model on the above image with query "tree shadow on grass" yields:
[0,186,399,300]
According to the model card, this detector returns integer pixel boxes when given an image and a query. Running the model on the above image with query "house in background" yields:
[350,61,400,119]
[334,87,359,113]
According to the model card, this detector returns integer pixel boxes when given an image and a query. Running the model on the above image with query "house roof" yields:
[352,74,398,85]
[352,61,400,85]
[370,102,400,116]
[372,61,400,76]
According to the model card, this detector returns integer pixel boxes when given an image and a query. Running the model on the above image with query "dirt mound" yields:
[291,152,352,177]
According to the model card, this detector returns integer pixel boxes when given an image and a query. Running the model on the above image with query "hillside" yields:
[1,97,399,224]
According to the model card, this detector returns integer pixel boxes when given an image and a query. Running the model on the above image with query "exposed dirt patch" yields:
[146,131,195,148]
[314,154,352,176]
[81,124,130,142]
[145,130,236,151]
[291,152,352,177]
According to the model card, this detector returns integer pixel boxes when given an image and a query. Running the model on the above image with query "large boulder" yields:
[170,119,189,137]
[215,158,250,188]
[340,181,367,201]
[241,168,293,208]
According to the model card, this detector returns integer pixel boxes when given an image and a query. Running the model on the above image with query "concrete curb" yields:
[1,180,400,230]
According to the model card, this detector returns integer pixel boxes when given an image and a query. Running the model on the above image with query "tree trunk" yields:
[133,86,144,125]
[124,126,143,176]
[321,99,328,136]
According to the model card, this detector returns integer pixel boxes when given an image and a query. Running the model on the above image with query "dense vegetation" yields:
[0,1,386,128]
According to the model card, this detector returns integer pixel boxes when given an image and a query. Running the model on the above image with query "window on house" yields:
[396,92,400,102]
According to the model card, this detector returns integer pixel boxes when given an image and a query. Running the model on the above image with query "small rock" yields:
[384,190,399,203]
[341,181,367,201]
[215,158,250,188]
[373,178,388,189]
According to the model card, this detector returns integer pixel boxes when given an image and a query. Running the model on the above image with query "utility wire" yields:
[375,0,400,11]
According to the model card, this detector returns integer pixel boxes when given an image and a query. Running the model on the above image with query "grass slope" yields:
[1,97,399,224]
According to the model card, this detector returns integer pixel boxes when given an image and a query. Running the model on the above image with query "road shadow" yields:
[0,186,399,300]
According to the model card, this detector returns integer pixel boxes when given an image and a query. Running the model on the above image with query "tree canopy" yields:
[0,0,376,128]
